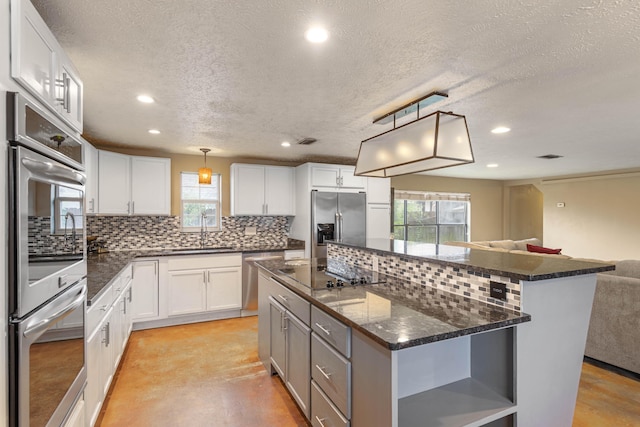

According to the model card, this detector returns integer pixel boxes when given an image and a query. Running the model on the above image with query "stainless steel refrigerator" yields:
[311,190,366,258]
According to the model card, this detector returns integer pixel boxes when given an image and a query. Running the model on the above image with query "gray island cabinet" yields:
[256,255,539,426]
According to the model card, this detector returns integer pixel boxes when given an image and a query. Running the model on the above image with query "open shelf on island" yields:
[398,377,516,427]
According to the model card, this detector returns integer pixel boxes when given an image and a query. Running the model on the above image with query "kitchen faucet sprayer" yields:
[64,211,77,253]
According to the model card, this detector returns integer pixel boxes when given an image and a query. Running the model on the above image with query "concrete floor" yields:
[97,317,640,427]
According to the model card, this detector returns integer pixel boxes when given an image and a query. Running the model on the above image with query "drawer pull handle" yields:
[315,323,331,336]
[278,294,289,304]
[315,415,327,427]
[315,364,332,380]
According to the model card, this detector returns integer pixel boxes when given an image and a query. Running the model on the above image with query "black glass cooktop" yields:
[278,258,386,289]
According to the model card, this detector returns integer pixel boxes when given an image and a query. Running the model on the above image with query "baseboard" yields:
[132,309,243,331]
[583,356,640,382]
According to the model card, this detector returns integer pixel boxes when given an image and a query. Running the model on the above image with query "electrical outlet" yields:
[372,256,378,272]
[244,226,257,236]
[490,281,507,301]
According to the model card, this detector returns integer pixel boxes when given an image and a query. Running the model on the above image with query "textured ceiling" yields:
[32,0,640,180]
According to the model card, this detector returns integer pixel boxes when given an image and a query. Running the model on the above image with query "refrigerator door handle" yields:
[335,211,340,240]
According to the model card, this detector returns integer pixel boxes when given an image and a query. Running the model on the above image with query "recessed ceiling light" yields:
[137,95,155,103]
[491,126,510,134]
[305,27,329,43]
[487,163,499,168]
[281,141,291,147]
[148,129,161,134]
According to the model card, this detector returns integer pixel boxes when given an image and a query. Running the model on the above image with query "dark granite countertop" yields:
[256,258,530,351]
[331,239,615,282]
[86,239,305,305]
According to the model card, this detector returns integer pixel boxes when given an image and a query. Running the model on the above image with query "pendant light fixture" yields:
[198,148,212,184]
[355,92,474,177]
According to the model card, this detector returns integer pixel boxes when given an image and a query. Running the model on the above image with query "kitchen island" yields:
[255,240,614,427]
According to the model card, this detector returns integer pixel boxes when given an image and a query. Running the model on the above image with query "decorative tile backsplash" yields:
[86,215,290,251]
[328,244,521,312]
[29,216,83,255]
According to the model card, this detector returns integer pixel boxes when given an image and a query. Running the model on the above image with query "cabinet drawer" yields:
[311,380,350,427]
[167,254,241,270]
[87,285,114,334]
[312,333,351,418]
[272,283,310,325]
[312,306,351,358]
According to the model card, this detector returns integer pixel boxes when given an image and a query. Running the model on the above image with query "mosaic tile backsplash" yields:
[86,216,290,251]
[29,216,83,255]
[328,244,521,312]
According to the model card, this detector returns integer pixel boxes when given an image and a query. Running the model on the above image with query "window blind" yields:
[394,190,470,202]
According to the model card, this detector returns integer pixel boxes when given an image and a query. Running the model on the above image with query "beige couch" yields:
[444,238,572,258]
[585,260,640,375]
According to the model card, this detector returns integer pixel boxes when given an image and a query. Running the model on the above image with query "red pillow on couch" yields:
[526,244,562,255]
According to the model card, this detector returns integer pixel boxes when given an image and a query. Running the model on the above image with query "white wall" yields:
[541,172,640,261]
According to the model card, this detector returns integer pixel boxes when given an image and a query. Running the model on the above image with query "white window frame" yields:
[53,185,84,234]
[180,172,221,232]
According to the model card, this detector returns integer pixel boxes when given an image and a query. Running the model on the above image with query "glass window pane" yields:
[439,225,466,243]
[406,200,436,225]
[60,202,83,229]
[181,173,198,187]
[439,201,467,224]
[393,226,405,240]
[393,200,405,226]
[58,186,82,198]
[407,225,437,243]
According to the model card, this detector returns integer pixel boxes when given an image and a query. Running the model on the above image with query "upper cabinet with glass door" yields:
[10,0,84,132]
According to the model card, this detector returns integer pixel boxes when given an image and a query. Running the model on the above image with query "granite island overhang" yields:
[322,239,615,427]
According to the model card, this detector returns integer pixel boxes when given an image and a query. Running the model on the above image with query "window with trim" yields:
[181,172,221,231]
[393,191,470,244]
[54,185,83,233]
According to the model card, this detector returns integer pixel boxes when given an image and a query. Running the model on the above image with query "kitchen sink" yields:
[166,246,234,254]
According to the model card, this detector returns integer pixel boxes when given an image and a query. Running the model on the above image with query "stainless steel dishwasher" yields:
[242,251,284,316]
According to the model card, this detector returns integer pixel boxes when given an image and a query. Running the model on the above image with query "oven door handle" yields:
[23,283,86,339]
[21,156,86,187]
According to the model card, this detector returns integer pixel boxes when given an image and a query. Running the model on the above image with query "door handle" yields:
[315,364,332,380]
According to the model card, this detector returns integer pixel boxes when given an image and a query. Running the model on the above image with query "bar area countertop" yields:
[256,257,530,351]
[333,238,615,281]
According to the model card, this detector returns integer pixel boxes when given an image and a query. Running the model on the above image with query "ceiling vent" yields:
[297,137,317,145]
[537,154,563,159]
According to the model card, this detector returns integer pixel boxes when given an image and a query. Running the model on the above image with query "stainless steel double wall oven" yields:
[7,92,88,427]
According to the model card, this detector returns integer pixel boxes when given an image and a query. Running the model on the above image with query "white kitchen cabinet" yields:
[366,177,391,204]
[230,163,295,215]
[167,270,207,316]
[85,265,133,427]
[206,267,242,311]
[366,204,391,242]
[62,397,85,427]
[10,0,83,132]
[98,150,171,215]
[130,156,171,215]
[166,254,242,317]
[132,260,159,321]
[98,150,131,214]
[310,164,366,191]
[84,142,99,214]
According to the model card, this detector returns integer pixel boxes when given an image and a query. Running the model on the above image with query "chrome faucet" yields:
[64,211,77,253]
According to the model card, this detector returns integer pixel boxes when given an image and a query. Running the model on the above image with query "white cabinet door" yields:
[85,324,103,427]
[98,150,131,214]
[367,177,391,204]
[84,142,99,214]
[62,397,85,427]
[265,166,295,215]
[132,261,159,321]
[11,0,56,106]
[110,295,124,369]
[311,165,340,188]
[57,57,83,132]
[339,166,367,190]
[130,156,171,215]
[366,204,391,241]
[231,164,266,215]
[206,267,242,311]
[167,270,206,316]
